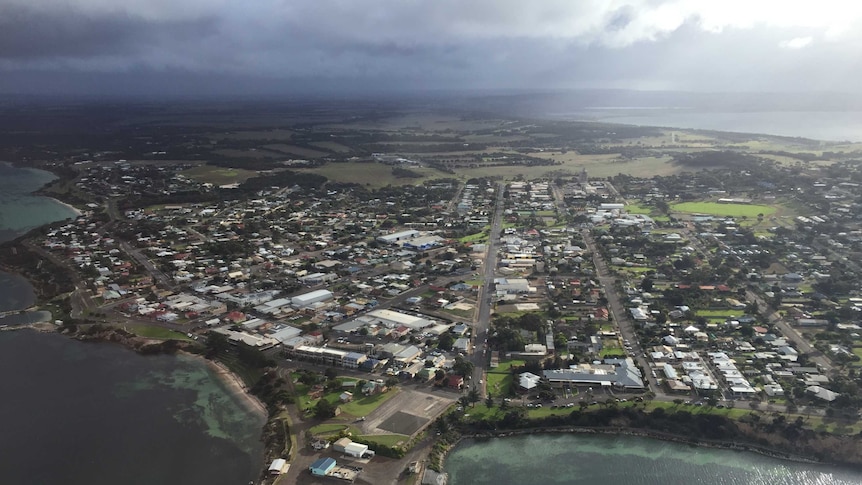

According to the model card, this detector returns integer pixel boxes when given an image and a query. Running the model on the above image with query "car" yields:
[479,379,483,384]
[566,403,575,408]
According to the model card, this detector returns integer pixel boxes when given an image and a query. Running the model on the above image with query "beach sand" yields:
[205,358,269,418]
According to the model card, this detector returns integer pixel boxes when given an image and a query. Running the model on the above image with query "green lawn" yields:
[358,433,410,447]
[671,201,777,218]
[129,325,193,341]
[487,359,526,396]
[695,309,745,318]
[460,229,490,244]
[309,423,350,436]
[339,390,399,417]
[180,165,257,185]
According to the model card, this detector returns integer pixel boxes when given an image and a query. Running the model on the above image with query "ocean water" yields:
[446,434,862,485]
[0,270,36,312]
[0,161,79,242]
[0,330,265,485]
[549,109,862,142]
[0,162,266,484]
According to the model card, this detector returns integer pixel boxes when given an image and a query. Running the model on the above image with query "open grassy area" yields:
[460,229,490,244]
[309,423,351,436]
[180,165,257,185]
[129,324,193,341]
[487,359,525,396]
[298,162,442,188]
[339,389,400,417]
[695,309,746,319]
[671,201,777,218]
[358,433,410,447]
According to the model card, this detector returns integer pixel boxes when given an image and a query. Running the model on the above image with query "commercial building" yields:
[292,289,334,308]
[542,358,644,389]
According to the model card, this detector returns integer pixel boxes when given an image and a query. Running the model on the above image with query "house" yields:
[339,391,353,403]
[309,457,337,476]
[807,385,839,402]
[311,439,330,451]
[447,374,464,389]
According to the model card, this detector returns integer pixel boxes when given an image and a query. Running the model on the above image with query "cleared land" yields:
[298,162,441,188]
[671,201,777,218]
[180,165,257,185]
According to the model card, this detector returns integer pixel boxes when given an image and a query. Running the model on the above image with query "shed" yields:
[269,458,289,475]
[344,442,370,458]
[309,457,336,476]
[333,437,353,454]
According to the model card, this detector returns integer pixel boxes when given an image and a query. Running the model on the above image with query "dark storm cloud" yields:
[0,4,219,60]
[0,1,860,95]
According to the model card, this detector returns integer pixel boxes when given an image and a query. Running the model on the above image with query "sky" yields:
[2,0,862,96]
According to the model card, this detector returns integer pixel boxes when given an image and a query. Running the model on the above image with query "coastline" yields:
[440,425,832,474]
[48,196,83,218]
[201,354,269,419]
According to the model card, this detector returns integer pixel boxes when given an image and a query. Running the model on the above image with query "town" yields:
[7,106,862,483]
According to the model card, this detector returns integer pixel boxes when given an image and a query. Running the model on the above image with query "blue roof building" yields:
[309,457,336,476]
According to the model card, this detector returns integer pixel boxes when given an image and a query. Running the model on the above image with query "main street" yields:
[471,182,506,396]
[581,229,667,397]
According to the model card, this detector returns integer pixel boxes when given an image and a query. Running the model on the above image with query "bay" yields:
[548,109,862,142]
[0,270,36,312]
[0,330,265,485]
[0,161,79,243]
[446,434,862,485]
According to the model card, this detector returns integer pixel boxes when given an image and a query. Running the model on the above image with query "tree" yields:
[485,394,494,408]
[641,276,655,293]
[453,356,474,377]
[325,367,338,380]
[314,399,336,419]
[438,332,455,351]
[205,331,230,357]
[467,388,481,407]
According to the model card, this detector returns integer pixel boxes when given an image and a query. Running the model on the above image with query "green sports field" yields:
[670,201,777,218]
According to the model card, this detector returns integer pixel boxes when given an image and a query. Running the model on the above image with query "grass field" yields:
[486,359,525,396]
[263,143,330,158]
[298,162,442,188]
[309,423,352,436]
[671,201,777,218]
[181,165,257,185]
[339,390,399,417]
[358,433,410,447]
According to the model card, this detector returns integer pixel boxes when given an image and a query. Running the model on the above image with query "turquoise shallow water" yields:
[446,434,862,485]
[0,161,79,242]
[0,330,265,485]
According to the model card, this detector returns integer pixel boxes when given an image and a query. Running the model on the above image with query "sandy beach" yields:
[48,197,83,217]
[204,357,269,418]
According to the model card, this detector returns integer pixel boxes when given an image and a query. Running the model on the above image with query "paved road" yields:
[745,289,833,373]
[470,182,505,396]
[581,230,666,396]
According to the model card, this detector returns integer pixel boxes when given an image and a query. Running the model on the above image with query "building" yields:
[378,229,420,244]
[344,442,371,458]
[309,457,337,476]
[268,458,289,475]
[542,358,644,389]
[292,289,334,308]
[519,372,541,391]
